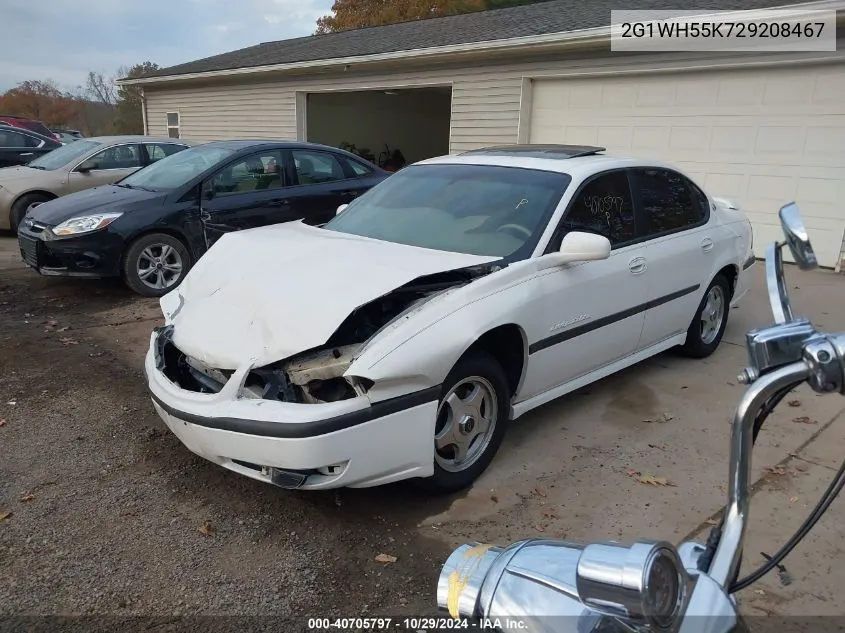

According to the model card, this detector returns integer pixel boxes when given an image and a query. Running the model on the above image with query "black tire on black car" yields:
[680,274,731,359]
[417,348,510,493]
[10,193,52,232]
[122,233,191,298]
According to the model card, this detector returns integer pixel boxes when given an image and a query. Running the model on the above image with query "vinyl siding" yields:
[145,46,845,154]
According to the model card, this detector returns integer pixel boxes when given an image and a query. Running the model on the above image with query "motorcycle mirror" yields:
[779,202,818,271]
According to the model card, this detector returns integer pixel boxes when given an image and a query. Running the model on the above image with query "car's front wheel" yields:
[10,193,52,232]
[680,274,731,358]
[122,233,191,297]
[420,349,510,493]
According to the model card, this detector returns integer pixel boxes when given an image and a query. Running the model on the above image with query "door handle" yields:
[20,152,34,157]
[701,237,714,252]
[629,256,647,274]
[268,198,289,207]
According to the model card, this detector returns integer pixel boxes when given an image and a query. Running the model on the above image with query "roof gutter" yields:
[119,0,844,86]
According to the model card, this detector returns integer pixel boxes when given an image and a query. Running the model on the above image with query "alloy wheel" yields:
[434,376,498,473]
[700,285,725,345]
[137,243,184,291]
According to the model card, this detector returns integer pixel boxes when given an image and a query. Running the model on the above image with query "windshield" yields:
[27,140,103,170]
[119,144,236,191]
[324,163,571,260]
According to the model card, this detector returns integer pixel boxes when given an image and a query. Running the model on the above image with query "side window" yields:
[0,130,28,148]
[555,171,636,248]
[633,168,705,236]
[292,150,346,185]
[23,134,42,148]
[89,144,143,170]
[144,143,186,164]
[345,158,373,177]
[209,151,284,196]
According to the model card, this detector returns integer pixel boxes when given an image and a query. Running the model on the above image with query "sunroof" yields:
[460,144,607,159]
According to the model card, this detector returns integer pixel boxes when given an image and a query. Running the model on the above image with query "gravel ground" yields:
[0,237,455,631]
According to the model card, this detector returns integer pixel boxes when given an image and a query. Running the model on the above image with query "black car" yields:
[17,140,389,296]
[0,127,62,167]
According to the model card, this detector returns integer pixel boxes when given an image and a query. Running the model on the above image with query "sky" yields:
[0,0,334,93]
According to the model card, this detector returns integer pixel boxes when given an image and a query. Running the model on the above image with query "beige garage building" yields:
[120,0,845,269]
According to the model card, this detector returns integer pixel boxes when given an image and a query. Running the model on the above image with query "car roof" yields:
[418,145,683,180]
[80,135,195,144]
[194,139,358,153]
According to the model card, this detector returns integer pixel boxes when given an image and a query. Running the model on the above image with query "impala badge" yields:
[550,314,590,332]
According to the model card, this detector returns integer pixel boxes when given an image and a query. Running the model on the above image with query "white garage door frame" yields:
[517,54,845,271]
[294,81,454,142]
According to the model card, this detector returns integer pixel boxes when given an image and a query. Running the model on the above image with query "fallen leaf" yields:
[555,531,567,539]
[57,326,70,332]
[542,509,557,519]
[19,493,36,502]
[705,518,720,525]
[627,470,676,487]
[790,496,799,503]
[198,521,213,536]
[59,337,78,345]
[765,466,788,476]
[0,418,6,427]
[641,418,654,423]
[490,495,498,503]
[648,443,666,451]
[792,416,817,425]
[718,485,728,493]
[788,400,802,407]
[375,553,397,564]
[625,468,639,476]
[46,320,58,327]
[531,487,547,498]
[0,510,11,521]
[662,412,674,422]
[534,524,545,532]
[755,589,766,596]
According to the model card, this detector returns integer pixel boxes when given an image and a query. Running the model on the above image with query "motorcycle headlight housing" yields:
[52,212,123,236]
[576,540,691,633]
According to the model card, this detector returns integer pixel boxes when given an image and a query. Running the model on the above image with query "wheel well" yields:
[466,324,526,397]
[121,228,192,269]
[10,190,57,224]
[716,264,738,299]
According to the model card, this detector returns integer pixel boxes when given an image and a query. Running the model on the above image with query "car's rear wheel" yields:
[418,349,510,493]
[122,233,191,297]
[680,274,731,358]
[10,193,52,232]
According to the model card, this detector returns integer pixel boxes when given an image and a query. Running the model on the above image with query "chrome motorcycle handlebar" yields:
[436,202,845,633]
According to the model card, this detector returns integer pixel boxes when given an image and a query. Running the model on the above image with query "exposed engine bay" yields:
[157,264,496,404]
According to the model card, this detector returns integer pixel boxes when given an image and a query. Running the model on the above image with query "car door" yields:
[631,167,714,350]
[0,129,49,167]
[282,148,371,225]
[66,143,144,193]
[198,149,293,250]
[519,169,650,400]
[142,142,189,166]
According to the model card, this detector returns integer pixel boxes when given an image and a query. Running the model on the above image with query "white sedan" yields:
[144,145,755,493]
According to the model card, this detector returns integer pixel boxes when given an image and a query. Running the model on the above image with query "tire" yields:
[417,349,510,493]
[680,274,731,358]
[122,233,191,298]
[10,193,52,232]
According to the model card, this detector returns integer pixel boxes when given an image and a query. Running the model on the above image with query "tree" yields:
[0,80,83,127]
[315,0,485,34]
[315,0,548,33]
[85,71,116,106]
[113,61,160,134]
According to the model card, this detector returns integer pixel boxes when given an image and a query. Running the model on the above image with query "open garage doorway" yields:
[305,86,452,171]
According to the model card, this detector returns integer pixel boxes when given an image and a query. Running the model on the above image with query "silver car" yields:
[0,135,194,231]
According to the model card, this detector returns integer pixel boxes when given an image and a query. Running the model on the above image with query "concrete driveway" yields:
[0,232,843,624]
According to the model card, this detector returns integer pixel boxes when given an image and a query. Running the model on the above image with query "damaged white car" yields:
[144,145,755,492]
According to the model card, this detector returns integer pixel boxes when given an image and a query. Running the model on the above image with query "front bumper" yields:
[144,332,439,489]
[17,222,123,278]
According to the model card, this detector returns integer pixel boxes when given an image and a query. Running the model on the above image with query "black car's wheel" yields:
[680,274,731,358]
[122,233,191,297]
[418,349,510,493]
[10,193,52,232]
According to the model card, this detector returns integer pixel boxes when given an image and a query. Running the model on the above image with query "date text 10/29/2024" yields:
[307,617,529,631]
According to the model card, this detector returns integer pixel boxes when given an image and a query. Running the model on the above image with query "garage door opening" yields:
[305,86,452,171]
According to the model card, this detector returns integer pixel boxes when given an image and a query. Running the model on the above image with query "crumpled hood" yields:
[163,221,501,369]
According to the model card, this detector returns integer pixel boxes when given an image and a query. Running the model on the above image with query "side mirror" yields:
[779,202,817,270]
[76,159,98,173]
[336,203,348,215]
[547,231,611,267]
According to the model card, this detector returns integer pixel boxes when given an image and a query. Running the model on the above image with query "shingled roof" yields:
[144,0,793,79]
